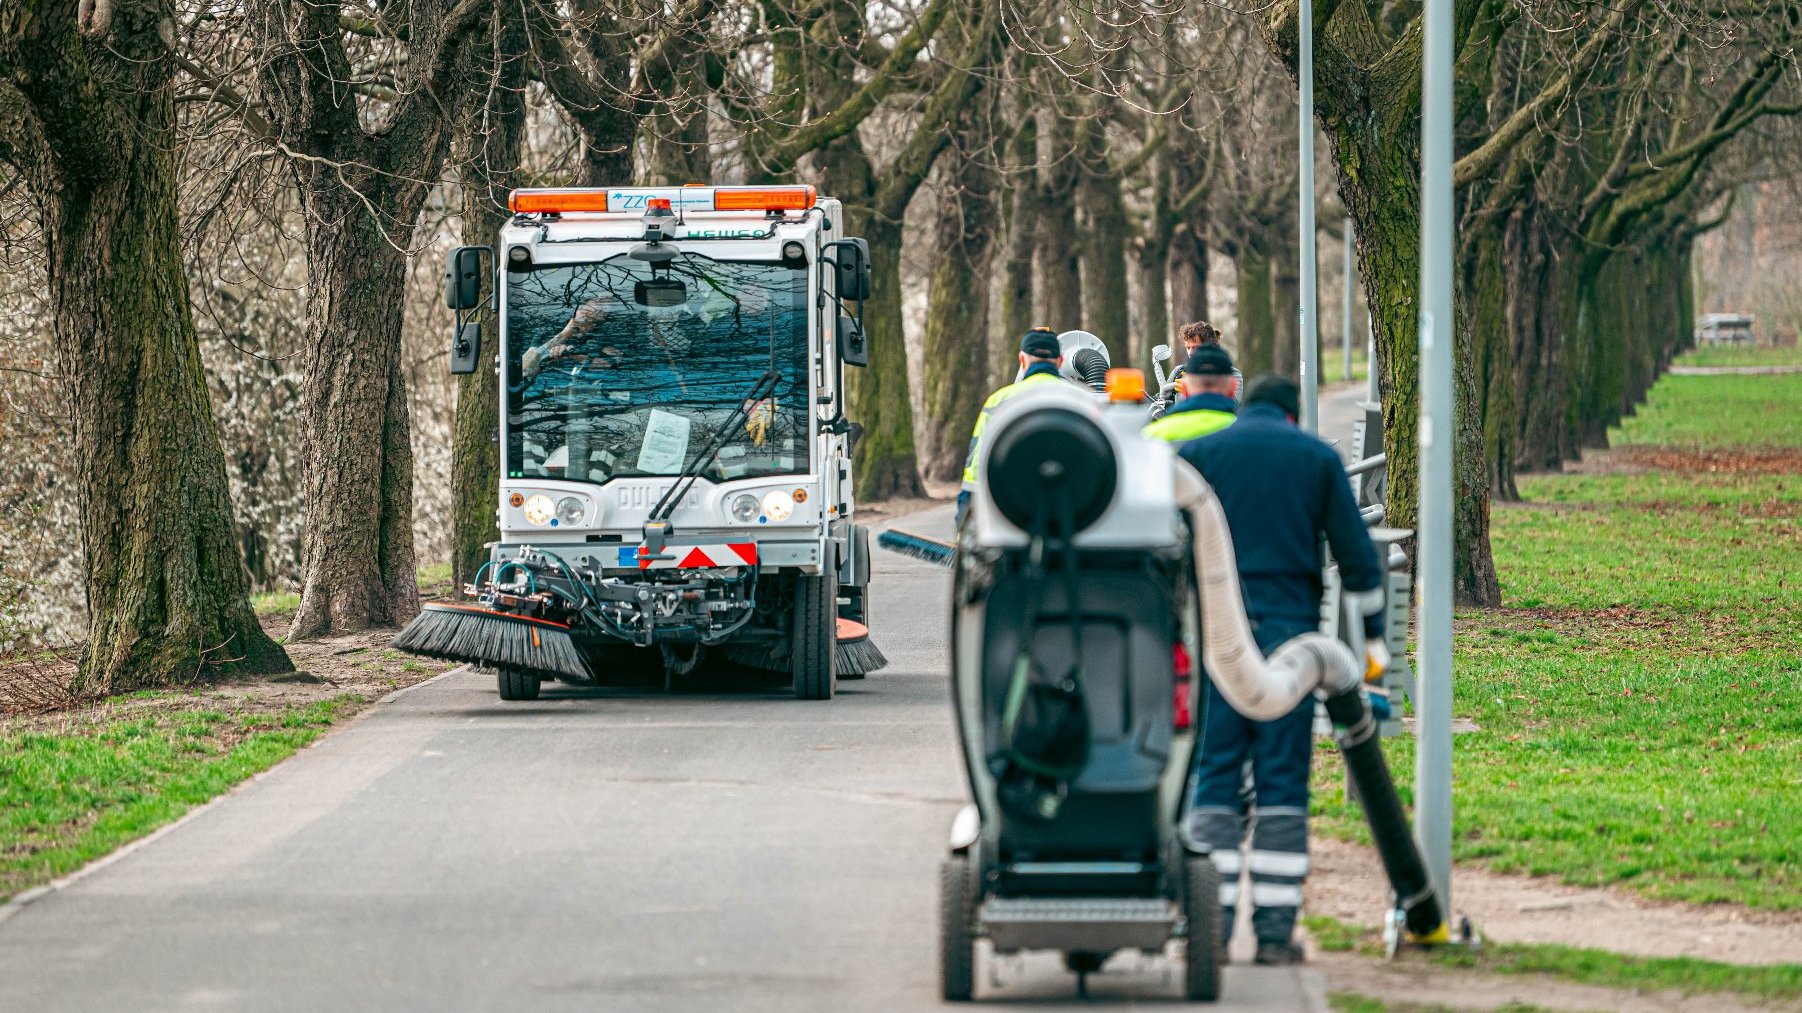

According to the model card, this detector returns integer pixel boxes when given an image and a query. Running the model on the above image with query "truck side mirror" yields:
[831,238,872,302]
[838,315,868,368]
[444,246,487,311]
[450,321,482,375]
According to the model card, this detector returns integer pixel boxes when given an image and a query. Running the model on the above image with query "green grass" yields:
[1329,995,1563,1013]
[1611,372,1802,448]
[250,590,300,617]
[1312,917,1802,1003]
[1677,343,1802,368]
[0,696,357,901]
[1314,374,1802,910]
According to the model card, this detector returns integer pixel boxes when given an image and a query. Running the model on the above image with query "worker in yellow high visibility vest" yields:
[956,327,1071,527]
[1143,344,1239,443]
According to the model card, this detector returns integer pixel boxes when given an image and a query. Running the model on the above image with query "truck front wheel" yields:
[791,573,837,700]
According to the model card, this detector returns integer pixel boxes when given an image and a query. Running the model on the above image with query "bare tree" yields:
[0,0,291,692]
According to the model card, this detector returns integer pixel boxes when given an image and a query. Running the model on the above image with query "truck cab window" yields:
[504,256,810,484]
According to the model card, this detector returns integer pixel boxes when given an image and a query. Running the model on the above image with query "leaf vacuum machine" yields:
[938,379,1448,1001]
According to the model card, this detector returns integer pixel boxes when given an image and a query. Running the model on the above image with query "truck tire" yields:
[792,573,836,700]
[1184,856,1222,1001]
[940,857,976,1001]
[497,666,541,701]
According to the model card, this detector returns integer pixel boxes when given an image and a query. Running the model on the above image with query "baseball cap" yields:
[1020,327,1061,359]
[1185,344,1235,376]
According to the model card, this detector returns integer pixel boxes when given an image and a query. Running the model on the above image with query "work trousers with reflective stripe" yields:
[1187,619,1317,946]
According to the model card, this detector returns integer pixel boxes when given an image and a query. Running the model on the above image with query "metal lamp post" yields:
[1416,0,1456,918]
[1298,0,1318,432]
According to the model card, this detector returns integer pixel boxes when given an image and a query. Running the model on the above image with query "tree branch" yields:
[1452,0,1641,189]
[762,0,953,174]
[873,2,994,223]
[174,53,277,140]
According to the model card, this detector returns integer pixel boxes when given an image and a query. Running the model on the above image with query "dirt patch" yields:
[1307,837,1802,967]
[1319,954,1797,1012]
[856,494,951,524]
[1570,446,1802,476]
[1,623,455,732]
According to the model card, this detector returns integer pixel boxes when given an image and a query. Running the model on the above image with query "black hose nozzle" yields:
[1322,689,1447,940]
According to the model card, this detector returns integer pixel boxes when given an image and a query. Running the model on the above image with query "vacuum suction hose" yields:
[1171,461,1360,718]
[1070,347,1110,392]
[1172,459,1448,940]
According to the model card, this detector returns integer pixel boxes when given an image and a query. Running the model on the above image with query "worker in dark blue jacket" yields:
[1177,374,1386,966]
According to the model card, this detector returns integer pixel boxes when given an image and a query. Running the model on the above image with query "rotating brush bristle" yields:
[390,603,592,682]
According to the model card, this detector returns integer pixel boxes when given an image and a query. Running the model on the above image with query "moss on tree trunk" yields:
[1235,250,1276,375]
[288,203,422,638]
[1077,130,1131,364]
[450,12,530,587]
[921,142,997,483]
[5,0,292,693]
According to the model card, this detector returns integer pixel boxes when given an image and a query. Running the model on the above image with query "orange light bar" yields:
[1106,368,1146,403]
[508,189,608,214]
[713,186,816,212]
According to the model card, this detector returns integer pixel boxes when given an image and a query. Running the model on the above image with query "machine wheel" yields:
[791,573,837,700]
[1184,856,1222,1001]
[497,666,541,702]
[940,858,977,1001]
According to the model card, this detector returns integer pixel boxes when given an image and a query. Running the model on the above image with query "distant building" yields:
[1695,313,1757,346]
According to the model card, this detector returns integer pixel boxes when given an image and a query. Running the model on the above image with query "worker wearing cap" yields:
[1178,374,1388,967]
[956,327,1069,527]
[1152,320,1242,418]
[1143,344,1239,443]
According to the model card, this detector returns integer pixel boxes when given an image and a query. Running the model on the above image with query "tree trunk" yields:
[1235,249,1276,375]
[844,214,926,499]
[451,12,529,587]
[1270,233,1299,377]
[1464,220,1516,500]
[288,190,422,638]
[1335,141,1499,606]
[999,118,1039,388]
[1169,219,1210,332]
[1077,134,1132,365]
[1036,113,1083,329]
[1504,206,1565,476]
[921,153,997,483]
[639,58,711,185]
[1139,239,1171,368]
[8,3,292,693]
[1262,1,1499,606]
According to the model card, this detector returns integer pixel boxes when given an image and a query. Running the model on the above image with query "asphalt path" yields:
[0,392,1372,1012]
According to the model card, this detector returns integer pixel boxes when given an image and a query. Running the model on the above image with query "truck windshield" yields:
[504,255,810,485]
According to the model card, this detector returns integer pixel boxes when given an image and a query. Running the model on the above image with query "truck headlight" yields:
[523,494,555,526]
[556,496,586,527]
[728,493,761,524]
[761,490,796,523]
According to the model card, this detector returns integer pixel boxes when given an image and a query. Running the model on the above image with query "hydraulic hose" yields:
[1171,458,1448,941]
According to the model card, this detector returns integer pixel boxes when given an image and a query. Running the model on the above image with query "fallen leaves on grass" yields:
[1605,446,1802,475]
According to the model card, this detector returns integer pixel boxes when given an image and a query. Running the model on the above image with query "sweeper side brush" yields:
[722,617,889,677]
[391,603,592,682]
[876,529,955,566]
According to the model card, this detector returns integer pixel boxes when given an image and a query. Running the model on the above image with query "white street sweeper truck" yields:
[396,184,884,701]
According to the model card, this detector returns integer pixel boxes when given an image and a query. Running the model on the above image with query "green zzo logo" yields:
[687,229,766,239]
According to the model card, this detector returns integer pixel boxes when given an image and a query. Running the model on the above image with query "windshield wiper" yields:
[642,369,782,550]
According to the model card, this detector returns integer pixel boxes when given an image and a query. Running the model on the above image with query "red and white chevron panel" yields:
[635,542,759,570]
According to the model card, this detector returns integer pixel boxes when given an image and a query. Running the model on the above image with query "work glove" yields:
[1365,639,1391,682]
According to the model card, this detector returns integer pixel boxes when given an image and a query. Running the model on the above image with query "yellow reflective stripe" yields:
[962,373,1065,484]
[1141,409,1235,443]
